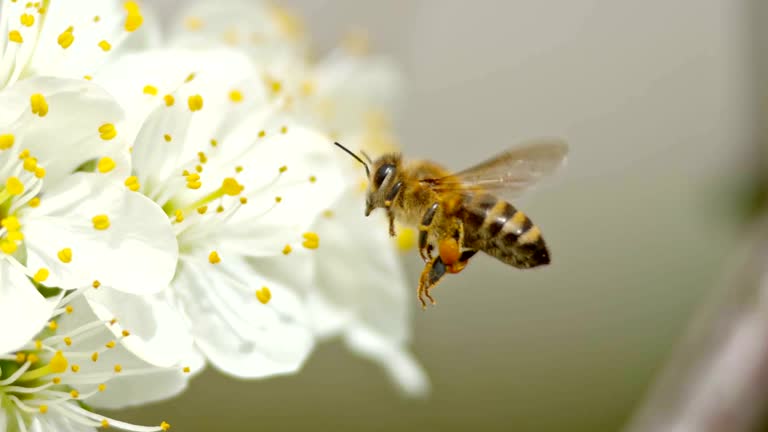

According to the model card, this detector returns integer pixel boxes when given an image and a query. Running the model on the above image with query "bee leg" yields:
[447,249,477,274]
[384,182,403,237]
[418,202,440,262]
[418,255,447,309]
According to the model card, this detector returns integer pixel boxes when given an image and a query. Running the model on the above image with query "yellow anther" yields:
[20,13,34,26]
[239,197,248,204]
[282,244,292,255]
[164,134,172,142]
[221,177,244,196]
[35,340,42,350]
[183,366,191,373]
[279,165,287,173]
[57,247,72,263]
[210,139,218,147]
[186,173,199,182]
[302,232,320,249]
[98,123,117,140]
[2,216,21,231]
[124,1,140,13]
[92,280,101,288]
[97,157,116,173]
[34,166,45,179]
[143,85,158,95]
[63,336,72,346]
[70,390,79,398]
[184,16,204,31]
[161,421,171,431]
[196,206,207,214]
[174,209,184,223]
[266,78,282,94]
[50,351,67,372]
[216,205,224,213]
[208,251,221,264]
[188,95,203,111]
[113,364,122,373]
[18,149,30,159]
[195,165,203,173]
[52,377,61,384]
[7,231,23,242]
[255,286,272,304]
[23,156,37,171]
[275,196,282,203]
[98,383,106,391]
[91,352,99,362]
[163,94,175,106]
[28,196,40,207]
[110,318,117,325]
[185,73,196,83]
[124,176,140,192]
[309,175,317,183]
[39,405,48,414]
[84,75,93,81]
[16,352,26,363]
[27,353,39,364]
[0,134,14,149]
[187,181,202,190]
[30,93,48,117]
[58,29,74,49]
[396,227,416,251]
[6,176,24,195]
[105,340,116,349]
[48,320,57,330]
[322,209,334,219]
[281,126,288,134]
[98,40,112,51]
[229,90,243,103]
[94,15,100,22]
[258,130,266,138]
[1,240,17,254]
[124,9,143,32]
[9,30,23,43]
[65,305,73,314]
[121,330,130,337]
[101,419,109,428]
[197,152,208,163]
[300,80,316,97]
[235,166,243,173]
[92,214,110,230]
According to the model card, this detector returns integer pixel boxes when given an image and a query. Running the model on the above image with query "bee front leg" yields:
[418,202,440,262]
[384,181,403,238]
[418,255,447,309]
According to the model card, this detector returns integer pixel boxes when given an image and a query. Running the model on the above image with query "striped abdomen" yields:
[457,193,550,269]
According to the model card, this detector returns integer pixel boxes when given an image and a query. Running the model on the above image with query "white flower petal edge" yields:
[310,188,429,396]
[175,254,315,378]
[0,259,58,354]
[23,173,178,294]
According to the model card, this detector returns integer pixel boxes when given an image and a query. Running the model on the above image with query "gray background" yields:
[118,1,761,430]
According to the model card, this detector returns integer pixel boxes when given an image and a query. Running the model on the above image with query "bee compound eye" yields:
[373,164,394,188]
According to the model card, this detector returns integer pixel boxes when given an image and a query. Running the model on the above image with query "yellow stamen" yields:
[92,214,110,230]
[0,134,14,150]
[5,176,24,195]
[98,123,117,140]
[33,268,49,282]
[9,30,23,43]
[229,90,243,103]
[124,176,140,192]
[30,93,48,117]
[143,85,158,95]
[302,232,319,249]
[98,40,112,51]
[58,247,72,263]
[57,28,74,49]
[164,94,175,106]
[28,196,40,207]
[208,251,220,264]
[255,286,272,304]
[20,13,35,26]
[282,244,292,255]
[97,157,116,173]
[188,95,203,111]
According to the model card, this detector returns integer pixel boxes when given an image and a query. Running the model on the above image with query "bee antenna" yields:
[334,142,371,178]
[360,150,373,164]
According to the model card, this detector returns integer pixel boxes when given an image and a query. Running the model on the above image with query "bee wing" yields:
[422,138,568,200]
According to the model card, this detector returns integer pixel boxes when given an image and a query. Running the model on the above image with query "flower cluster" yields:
[0,0,425,430]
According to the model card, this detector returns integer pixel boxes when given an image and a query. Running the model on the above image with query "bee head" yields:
[365,153,401,216]
[332,142,401,217]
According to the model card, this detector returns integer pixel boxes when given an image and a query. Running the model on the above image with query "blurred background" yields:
[119,1,764,430]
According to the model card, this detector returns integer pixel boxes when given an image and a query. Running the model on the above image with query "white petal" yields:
[213,125,345,256]
[175,254,315,378]
[0,77,128,186]
[0,258,58,354]
[310,187,411,343]
[23,174,178,294]
[345,324,430,398]
[84,288,193,367]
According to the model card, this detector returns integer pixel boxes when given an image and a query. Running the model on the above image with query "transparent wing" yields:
[422,138,568,201]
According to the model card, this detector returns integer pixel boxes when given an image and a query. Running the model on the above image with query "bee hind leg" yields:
[418,255,447,310]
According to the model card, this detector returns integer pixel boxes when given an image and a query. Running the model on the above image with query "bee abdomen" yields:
[460,193,550,269]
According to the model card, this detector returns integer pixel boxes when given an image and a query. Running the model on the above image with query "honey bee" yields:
[334,138,568,309]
